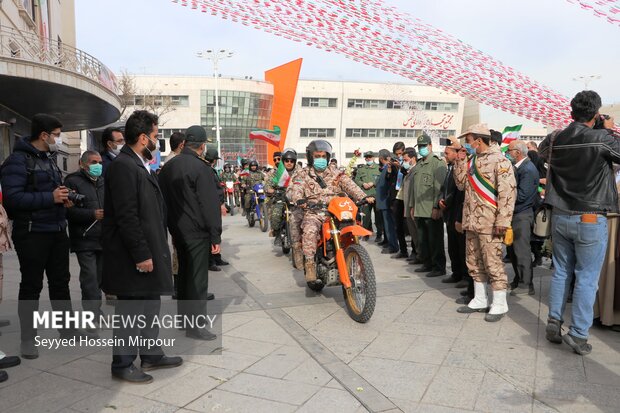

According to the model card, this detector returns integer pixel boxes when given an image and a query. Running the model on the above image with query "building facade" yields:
[125,74,478,166]
[0,0,120,172]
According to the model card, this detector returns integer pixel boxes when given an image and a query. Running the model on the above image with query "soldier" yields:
[265,149,298,246]
[220,163,236,183]
[453,124,517,322]
[287,140,373,284]
[354,151,383,242]
[241,160,265,214]
[264,152,282,231]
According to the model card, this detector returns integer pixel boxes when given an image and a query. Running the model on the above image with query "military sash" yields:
[468,156,497,209]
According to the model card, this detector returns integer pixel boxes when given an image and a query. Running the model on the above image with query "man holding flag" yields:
[453,124,517,322]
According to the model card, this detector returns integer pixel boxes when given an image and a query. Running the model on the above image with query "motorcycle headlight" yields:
[340,211,353,220]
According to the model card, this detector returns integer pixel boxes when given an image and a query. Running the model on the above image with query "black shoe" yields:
[381,248,398,254]
[141,356,183,371]
[510,286,531,296]
[209,265,222,272]
[374,236,383,244]
[563,334,592,355]
[215,259,229,266]
[112,364,153,383]
[457,305,489,313]
[207,292,215,301]
[186,329,217,341]
[414,266,432,273]
[455,280,469,289]
[378,241,388,247]
[408,259,424,265]
[0,319,10,328]
[545,318,563,344]
[0,370,7,383]
[391,252,408,259]
[455,296,472,305]
[426,270,446,278]
[460,289,470,297]
[0,356,21,369]
[532,257,542,267]
[20,340,39,360]
[441,275,462,284]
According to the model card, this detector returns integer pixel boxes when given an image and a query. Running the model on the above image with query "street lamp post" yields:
[197,49,234,158]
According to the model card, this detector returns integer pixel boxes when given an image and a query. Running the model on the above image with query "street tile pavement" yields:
[0,214,618,412]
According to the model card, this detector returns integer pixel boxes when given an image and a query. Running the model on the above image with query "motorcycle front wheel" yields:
[281,221,291,254]
[342,244,376,323]
[259,204,269,232]
[248,211,256,227]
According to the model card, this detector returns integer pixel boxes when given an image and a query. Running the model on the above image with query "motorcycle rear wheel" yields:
[342,244,376,323]
[281,222,291,254]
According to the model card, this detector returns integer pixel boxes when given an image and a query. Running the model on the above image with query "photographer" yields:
[0,113,78,359]
[65,151,105,321]
[540,91,619,355]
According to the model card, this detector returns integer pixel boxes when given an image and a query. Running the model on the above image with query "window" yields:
[425,102,439,111]
[302,97,337,108]
[301,128,335,138]
[345,129,383,138]
[170,95,189,107]
[387,100,402,109]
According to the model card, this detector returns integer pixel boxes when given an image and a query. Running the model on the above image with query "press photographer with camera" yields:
[0,113,82,359]
[64,150,105,323]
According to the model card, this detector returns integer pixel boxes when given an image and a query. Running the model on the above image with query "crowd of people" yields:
[0,90,617,385]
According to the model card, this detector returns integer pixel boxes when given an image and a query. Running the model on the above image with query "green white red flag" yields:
[249,126,281,146]
[272,161,291,187]
[501,125,522,144]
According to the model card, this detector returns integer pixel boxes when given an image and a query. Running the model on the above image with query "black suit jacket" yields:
[440,164,465,226]
[101,146,172,296]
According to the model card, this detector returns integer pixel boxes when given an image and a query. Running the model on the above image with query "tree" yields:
[116,69,176,125]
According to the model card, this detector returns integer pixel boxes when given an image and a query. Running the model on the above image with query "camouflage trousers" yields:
[301,211,326,258]
[270,200,285,233]
[289,208,303,244]
[466,231,509,291]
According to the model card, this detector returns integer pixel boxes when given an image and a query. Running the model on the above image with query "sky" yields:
[75,0,620,130]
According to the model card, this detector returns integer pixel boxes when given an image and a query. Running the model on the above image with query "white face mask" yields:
[111,143,124,156]
[48,135,62,153]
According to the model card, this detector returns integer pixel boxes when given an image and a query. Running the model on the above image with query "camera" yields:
[594,114,610,130]
[68,191,86,206]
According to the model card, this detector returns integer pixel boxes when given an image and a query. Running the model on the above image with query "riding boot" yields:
[292,243,304,270]
[304,260,317,282]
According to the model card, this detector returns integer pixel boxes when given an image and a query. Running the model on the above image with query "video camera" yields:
[594,114,611,130]
[68,191,86,206]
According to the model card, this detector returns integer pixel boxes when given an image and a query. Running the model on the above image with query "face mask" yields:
[313,158,328,171]
[403,162,412,170]
[418,147,429,158]
[47,134,61,153]
[464,143,476,156]
[111,144,124,156]
[506,152,516,164]
[366,160,373,166]
[88,163,103,177]
[142,135,158,161]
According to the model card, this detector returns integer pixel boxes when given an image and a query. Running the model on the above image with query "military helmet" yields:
[281,147,297,162]
[249,160,259,168]
[241,158,249,167]
[306,140,332,167]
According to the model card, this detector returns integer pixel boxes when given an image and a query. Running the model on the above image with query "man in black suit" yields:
[102,110,182,383]
[100,126,124,175]
[159,127,222,340]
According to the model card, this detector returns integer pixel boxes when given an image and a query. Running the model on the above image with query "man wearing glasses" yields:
[101,126,125,174]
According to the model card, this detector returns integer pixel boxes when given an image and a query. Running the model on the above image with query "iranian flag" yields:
[501,125,522,144]
[249,126,281,146]
[272,162,291,188]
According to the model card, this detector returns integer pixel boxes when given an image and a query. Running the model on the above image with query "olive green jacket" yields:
[354,163,381,196]
[410,154,447,218]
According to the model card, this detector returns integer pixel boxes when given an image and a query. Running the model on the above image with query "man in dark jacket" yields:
[0,113,79,359]
[505,140,539,296]
[438,141,468,286]
[102,110,182,383]
[203,144,229,273]
[375,149,398,254]
[539,90,619,355]
[101,126,124,174]
[65,150,105,319]
[159,126,222,341]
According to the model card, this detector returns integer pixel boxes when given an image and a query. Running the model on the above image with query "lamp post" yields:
[197,49,234,157]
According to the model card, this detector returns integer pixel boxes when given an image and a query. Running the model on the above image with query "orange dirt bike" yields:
[304,196,376,323]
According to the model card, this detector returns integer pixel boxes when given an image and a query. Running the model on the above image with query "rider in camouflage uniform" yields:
[287,140,373,283]
[241,160,265,213]
[265,149,299,247]
[220,163,237,183]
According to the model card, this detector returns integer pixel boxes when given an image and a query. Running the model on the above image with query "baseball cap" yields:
[204,144,220,161]
[185,125,207,142]
[416,134,432,146]
[363,151,374,157]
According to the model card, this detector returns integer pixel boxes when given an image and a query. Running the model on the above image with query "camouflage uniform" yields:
[220,171,237,182]
[454,144,517,290]
[242,170,265,210]
[265,166,296,234]
[287,164,367,258]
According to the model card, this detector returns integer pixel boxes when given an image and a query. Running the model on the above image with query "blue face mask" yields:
[402,162,411,170]
[313,158,328,171]
[464,143,476,156]
[88,163,103,177]
[418,146,429,158]
[366,160,373,166]
[505,152,516,164]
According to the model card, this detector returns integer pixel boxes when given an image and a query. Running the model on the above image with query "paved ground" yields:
[0,214,619,413]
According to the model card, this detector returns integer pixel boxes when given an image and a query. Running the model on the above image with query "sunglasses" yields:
[273,157,281,162]
[283,159,295,164]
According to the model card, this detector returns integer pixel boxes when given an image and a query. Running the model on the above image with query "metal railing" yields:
[0,25,118,94]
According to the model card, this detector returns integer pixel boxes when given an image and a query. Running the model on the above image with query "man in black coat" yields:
[65,150,105,319]
[102,110,182,383]
[100,126,124,175]
[159,126,222,341]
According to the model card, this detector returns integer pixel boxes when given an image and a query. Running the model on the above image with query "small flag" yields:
[236,156,242,166]
[501,125,522,144]
[249,126,281,146]
[272,162,291,188]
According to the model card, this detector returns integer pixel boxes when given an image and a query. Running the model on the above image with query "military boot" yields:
[304,260,317,282]
[292,243,304,270]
